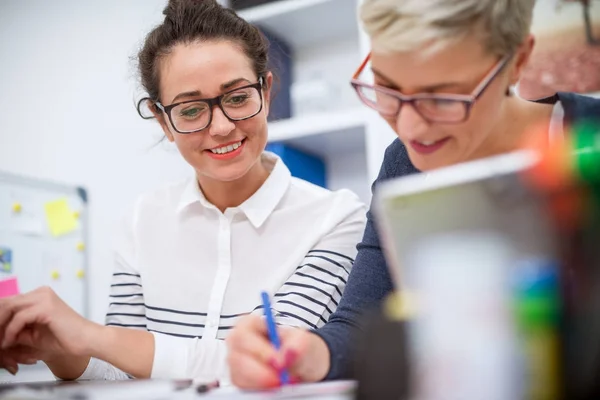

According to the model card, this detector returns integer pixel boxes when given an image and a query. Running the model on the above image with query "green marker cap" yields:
[573,121,600,185]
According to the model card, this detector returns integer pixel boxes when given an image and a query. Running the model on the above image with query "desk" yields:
[0,379,355,399]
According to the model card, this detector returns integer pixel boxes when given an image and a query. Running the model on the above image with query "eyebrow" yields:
[170,77,253,103]
[371,68,469,93]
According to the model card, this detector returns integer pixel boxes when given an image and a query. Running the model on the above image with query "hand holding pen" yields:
[226,294,332,389]
[261,291,290,385]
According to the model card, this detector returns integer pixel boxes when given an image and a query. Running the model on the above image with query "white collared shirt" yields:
[78,153,367,382]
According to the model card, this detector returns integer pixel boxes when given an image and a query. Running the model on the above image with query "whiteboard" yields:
[0,171,88,317]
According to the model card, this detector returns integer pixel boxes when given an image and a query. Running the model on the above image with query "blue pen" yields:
[261,291,289,385]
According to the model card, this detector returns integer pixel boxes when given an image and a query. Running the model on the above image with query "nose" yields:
[395,102,429,138]
[208,107,235,137]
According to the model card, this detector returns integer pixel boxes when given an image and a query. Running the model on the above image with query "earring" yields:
[506,85,518,97]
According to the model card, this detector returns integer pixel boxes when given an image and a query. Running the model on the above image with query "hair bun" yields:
[163,0,218,21]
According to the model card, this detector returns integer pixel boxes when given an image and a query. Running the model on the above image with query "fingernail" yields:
[6,366,17,375]
[25,358,37,365]
[283,349,298,368]
[265,376,281,389]
[267,357,281,371]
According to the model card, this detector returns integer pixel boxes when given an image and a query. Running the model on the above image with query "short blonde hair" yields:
[360,0,536,57]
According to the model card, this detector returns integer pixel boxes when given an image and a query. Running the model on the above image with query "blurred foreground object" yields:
[354,121,600,399]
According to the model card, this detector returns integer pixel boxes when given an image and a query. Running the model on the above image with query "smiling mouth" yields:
[209,139,245,155]
[410,137,451,154]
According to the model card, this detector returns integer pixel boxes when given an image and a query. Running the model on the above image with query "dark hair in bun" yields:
[138,0,270,103]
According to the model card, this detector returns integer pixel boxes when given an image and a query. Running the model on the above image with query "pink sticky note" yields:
[0,277,19,298]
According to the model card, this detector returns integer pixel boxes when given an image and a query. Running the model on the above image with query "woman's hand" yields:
[0,344,42,375]
[226,315,331,389]
[0,286,101,375]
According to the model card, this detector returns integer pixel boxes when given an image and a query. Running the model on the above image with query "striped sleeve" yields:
[75,208,146,381]
[105,266,147,330]
[105,200,147,330]
[266,194,367,329]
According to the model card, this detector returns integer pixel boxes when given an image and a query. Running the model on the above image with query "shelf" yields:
[238,0,359,49]
[267,108,371,202]
[267,107,367,158]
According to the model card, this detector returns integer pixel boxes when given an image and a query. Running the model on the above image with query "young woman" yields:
[225,0,600,388]
[0,0,366,383]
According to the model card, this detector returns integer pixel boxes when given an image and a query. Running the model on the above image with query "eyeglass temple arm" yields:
[137,97,159,120]
[472,56,512,99]
[353,52,371,80]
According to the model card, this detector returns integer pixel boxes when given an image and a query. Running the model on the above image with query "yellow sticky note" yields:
[44,198,78,237]
[76,242,85,251]
[12,203,22,213]
[50,270,60,280]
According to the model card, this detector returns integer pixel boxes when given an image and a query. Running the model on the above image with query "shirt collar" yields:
[177,176,211,213]
[239,153,291,228]
[176,152,291,228]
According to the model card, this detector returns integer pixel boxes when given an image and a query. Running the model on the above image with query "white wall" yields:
[0,0,192,324]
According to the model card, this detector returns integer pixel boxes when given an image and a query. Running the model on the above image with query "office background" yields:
[0,0,598,381]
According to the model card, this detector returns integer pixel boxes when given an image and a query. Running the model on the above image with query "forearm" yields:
[88,326,154,379]
[82,325,228,381]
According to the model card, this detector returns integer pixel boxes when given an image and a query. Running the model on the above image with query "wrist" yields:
[82,322,108,358]
[302,333,331,382]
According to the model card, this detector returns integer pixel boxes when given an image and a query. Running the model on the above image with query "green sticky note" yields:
[44,198,78,237]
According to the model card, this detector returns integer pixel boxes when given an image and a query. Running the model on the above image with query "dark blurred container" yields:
[230,0,283,11]
[259,26,293,122]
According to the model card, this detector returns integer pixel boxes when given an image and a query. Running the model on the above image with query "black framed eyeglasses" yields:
[350,54,512,124]
[137,77,264,134]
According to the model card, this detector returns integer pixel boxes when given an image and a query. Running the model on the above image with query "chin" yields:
[206,168,251,183]
[407,148,465,172]
[407,153,446,172]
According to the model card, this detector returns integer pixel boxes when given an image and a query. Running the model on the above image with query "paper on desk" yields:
[188,380,356,399]
[44,198,78,237]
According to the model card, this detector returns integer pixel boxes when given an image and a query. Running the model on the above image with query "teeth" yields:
[210,141,242,154]
[418,140,436,146]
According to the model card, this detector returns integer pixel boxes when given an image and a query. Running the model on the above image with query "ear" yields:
[150,103,175,143]
[262,71,274,118]
[509,34,535,86]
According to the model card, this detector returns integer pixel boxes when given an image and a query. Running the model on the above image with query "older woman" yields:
[226,0,600,388]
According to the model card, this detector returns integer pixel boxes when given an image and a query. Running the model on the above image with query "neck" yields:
[472,96,554,160]
[197,157,270,213]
